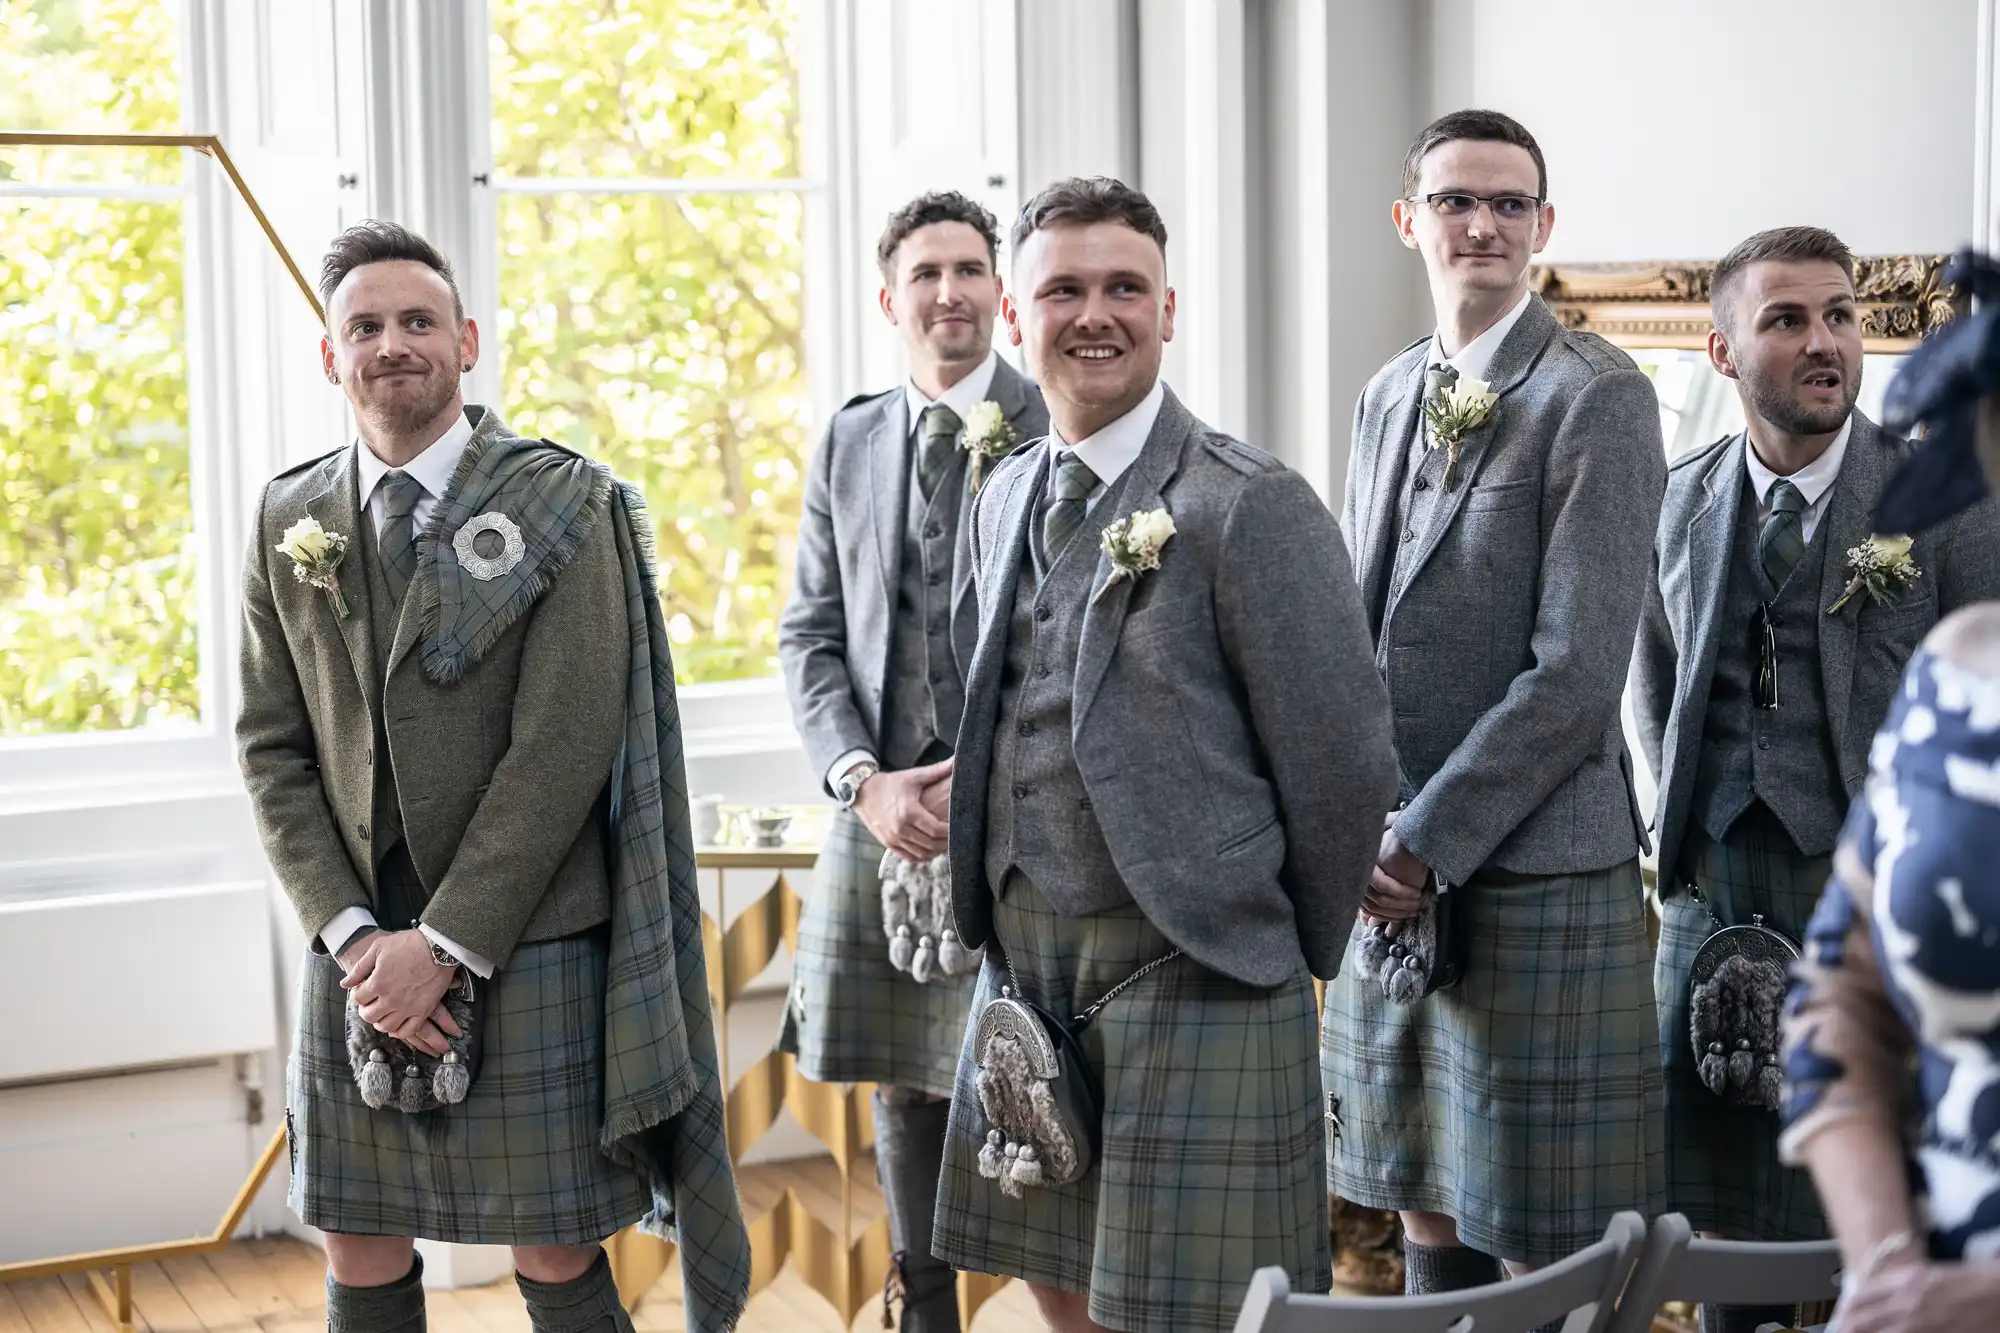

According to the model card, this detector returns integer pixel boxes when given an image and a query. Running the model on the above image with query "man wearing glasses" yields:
[1631,226,2000,1333]
[1323,109,1667,1301]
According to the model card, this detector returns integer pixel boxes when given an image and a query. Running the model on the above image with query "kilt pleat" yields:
[1320,859,1665,1265]
[1658,812,1832,1240]
[933,873,1329,1333]
[776,809,975,1097]
[287,931,652,1244]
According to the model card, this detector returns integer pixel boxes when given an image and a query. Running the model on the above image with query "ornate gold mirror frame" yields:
[1529,254,1960,352]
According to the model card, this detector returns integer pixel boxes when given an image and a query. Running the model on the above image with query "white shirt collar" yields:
[1429,289,1533,384]
[354,409,475,508]
[1744,415,1852,512]
[904,350,1000,434]
[1054,379,1166,491]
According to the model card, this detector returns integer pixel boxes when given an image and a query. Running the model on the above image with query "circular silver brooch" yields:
[453,511,526,581]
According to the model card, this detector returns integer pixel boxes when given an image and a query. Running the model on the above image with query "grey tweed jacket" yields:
[1631,413,2000,890]
[236,410,629,967]
[950,387,1398,986]
[779,358,1047,790]
[1344,295,1667,888]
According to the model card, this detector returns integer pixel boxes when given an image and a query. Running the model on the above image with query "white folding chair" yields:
[1604,1212,1844,1333]
[1232,1211,1647,1333]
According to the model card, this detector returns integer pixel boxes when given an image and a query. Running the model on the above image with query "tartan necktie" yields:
[1424,362,1459,402]
[378,469,425,603]
[1043,450,1101,560]
[1759,479,1808,590]
[918,403,961,500]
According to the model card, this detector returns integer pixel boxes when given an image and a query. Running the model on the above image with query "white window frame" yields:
[0,0,251,818]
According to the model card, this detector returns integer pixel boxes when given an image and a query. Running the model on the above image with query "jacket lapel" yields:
[963,447,1045,714]
[1357,355,1426,628]
[1816,415,1881,749]
[867,393,913,608]
[304,447,378,707]
[1073,390,1196,730]
[955,360,1041,635]
[1680,438,1746,721]
[1389,297,1562,609]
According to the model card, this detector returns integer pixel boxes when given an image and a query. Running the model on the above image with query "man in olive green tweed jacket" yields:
[238,222,687,1333]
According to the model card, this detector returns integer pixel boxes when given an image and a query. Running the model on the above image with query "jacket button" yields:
[357,822,370,839]
[1757,737,1771,751]
[925,523,943,539]
[1018,721,1035,736]
[927,571,943,586]
[1401,528,1415,543]
[1035,605,1052,622]
[929,669,942,683]
[1012,783,1029,799]
[1414,477,1430,492]
[1036,662,1052,678]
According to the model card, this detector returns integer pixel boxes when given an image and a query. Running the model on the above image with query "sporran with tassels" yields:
[1686,906,1798,1111]
[972,946,1181,1198]
[345,967,484,1113]
[879,849,983,983]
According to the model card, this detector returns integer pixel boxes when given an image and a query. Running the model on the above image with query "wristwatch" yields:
[834,760,880,808]
[428,938,463,972]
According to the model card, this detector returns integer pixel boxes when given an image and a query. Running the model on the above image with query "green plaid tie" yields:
[1043,450,1100,560]
[1759,479,1808,590]
[1424,362,1459,402]
[918,403,961,500]
[378,469,424,603]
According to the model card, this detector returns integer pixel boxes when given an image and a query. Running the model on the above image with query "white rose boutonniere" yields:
[1828,533,1921,614]
[1422,375,1499,490]
[960,399,1017,492]
[1093,507,1175,605]
[276,516,351,617]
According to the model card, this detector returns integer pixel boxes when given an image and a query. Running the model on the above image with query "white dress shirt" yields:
[826,353,1009,793]
[1428,289,1533,384]
[321,409,494,978]
[1744,416,1851,545]
[1052,377,1166,510]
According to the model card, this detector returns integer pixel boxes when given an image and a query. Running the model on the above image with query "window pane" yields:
[0,0,183,185]
[496,191,806,684]
[0,195,196,736]
[489,0,802,181]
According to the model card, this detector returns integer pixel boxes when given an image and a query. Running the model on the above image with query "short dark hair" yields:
[1711,225,1856,329]
[1011,176,1168,256]
[876,191,1002,279]
[1401,109,1548,202]
[319,220,463,322]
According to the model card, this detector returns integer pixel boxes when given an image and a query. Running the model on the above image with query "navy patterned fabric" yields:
[1787,648,2000,1259]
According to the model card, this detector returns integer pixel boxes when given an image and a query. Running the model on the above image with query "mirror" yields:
[1627,349,1903,463]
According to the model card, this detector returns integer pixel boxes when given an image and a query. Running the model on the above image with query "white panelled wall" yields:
[5,0,1999,1270]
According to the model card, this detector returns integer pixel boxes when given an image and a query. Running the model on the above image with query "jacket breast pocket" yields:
[1122,589,1211,642]
[1462,476,1537,514]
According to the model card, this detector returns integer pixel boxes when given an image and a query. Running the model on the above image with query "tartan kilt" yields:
[286,930,652,1244]
[1320,859,1665,1265]
[775,809,975,1098]
[1658,812,1832,1240]
[933,872,1329,1333]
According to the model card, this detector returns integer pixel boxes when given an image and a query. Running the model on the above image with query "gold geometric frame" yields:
[1529,253,1960,352]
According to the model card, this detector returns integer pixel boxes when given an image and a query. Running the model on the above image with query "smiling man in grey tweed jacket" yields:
[1321,110,1668,1299]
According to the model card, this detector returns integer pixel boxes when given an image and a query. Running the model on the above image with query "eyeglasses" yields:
[1405,191,1544,225]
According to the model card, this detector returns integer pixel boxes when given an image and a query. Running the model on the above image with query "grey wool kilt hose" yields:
[933,872,1329,1333]
[775,808,976,1098]
[1658,811,1832,1241]
[1320,859,1666,1265]
[286,930,652,1244]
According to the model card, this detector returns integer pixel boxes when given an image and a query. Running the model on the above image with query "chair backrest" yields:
[1232,1211,1647,1333]
[1604,1213,1845,1333]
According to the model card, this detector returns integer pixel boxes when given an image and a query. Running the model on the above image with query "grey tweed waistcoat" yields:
[983,467,1136,915]
[1691,476,1844,856]
[358,518,420,918]
[880,447,967,770]
[1378,425,1451,673]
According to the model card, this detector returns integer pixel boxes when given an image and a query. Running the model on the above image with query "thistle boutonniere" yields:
[1093,507,1176,605]
[275,517,351,618]
[1828,533,1922,615]
[1422,375,1499,490]
[960,399,1018,491]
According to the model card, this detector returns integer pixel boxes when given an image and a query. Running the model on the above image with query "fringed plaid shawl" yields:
[413,408,751,1330]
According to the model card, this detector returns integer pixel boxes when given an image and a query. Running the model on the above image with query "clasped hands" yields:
[1361,809,1432,929]
[852,756,954,862]
[338,929,463,1057]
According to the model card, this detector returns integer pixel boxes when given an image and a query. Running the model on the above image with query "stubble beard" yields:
[354,367,459,438]
[1745,364,1860,438]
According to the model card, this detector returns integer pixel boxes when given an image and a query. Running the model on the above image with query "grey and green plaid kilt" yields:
[775,809,975,1098]
[933,873,1329,1333]
[1658,807,1831,1240]
[1321,859,1665,1265]
[286,930,652,1244]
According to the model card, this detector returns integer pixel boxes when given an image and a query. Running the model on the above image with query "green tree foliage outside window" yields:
[490,0,808,684]
[0,0,195,737]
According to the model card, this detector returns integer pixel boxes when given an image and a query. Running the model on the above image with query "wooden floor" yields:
[0,1158,1045,1333]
